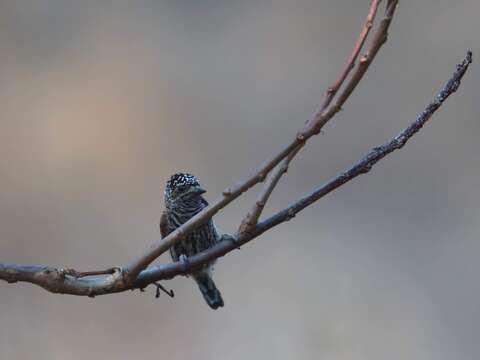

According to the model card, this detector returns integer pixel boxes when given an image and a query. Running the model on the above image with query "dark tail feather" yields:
[193,272,224,310]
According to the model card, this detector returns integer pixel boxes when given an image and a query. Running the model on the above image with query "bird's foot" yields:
[137,282,174,299]
[221,233,241,249]
[153,282,175,298]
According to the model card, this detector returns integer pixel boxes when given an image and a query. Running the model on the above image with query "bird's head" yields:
[164,172,206,207]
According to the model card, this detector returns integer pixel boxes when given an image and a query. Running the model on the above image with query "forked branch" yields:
[0,2,474,300]
[237,0,396,234]
[0,50,472,296]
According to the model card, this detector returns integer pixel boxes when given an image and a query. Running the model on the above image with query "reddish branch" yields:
[0,2,473,299]
[237,147,301,235]
[319,0,381,114]
[237,0,395,234]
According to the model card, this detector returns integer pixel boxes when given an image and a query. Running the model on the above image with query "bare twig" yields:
[0,50,471,297]
[304,0,398,135]
[237,146,301,235]
[318,0,382,114]
[237,0,397,236]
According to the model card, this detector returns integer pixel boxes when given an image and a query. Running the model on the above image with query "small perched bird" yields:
[160,173,224,309]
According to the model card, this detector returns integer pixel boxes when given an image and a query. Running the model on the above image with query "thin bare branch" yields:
[237,146,302,235]
[304,0,398,135]
[0,50,471,297]
[318,0,382,114]
[236,0,396,236]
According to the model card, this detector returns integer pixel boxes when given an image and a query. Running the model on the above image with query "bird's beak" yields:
[191,185,206,195]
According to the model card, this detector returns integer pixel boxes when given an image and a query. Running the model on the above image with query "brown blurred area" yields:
[0,1,479,359]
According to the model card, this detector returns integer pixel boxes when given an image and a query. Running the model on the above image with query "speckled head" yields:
[164,172,205,203]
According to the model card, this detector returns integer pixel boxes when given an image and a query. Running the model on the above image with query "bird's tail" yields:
[193,271,224,310]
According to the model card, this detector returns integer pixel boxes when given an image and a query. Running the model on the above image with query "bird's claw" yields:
[154,282,175,298]
[221,233,241,249]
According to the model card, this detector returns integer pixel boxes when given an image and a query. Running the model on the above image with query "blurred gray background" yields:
[0,1,478,359]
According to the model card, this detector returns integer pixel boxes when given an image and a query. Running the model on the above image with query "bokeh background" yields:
[0,1,479,359]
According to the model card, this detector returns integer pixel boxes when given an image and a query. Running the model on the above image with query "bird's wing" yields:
[160,211,178,261]
[159,211,170,238]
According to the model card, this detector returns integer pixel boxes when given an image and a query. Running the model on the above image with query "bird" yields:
[160,172,224,309]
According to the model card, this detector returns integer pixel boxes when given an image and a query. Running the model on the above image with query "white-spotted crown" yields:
[164,172,200,200]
